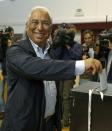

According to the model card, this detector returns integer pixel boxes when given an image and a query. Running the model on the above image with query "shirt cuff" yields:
[75,60,85,75]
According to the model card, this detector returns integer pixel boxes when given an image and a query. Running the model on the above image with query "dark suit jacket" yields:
[1,37,75,131]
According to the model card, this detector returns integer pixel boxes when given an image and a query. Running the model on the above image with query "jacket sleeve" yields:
[6,45,75,81]
[68,43,82,60]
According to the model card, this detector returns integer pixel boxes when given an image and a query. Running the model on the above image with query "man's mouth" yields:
[34,32,45,38]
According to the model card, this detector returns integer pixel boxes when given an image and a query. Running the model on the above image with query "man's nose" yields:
[37,22,43,30]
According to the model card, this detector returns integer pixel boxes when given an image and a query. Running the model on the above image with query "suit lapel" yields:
[19,36,37,57]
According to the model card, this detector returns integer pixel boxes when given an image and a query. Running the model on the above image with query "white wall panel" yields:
[0,0,112,33]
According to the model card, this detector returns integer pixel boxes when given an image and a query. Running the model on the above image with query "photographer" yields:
[49,25,82,127]
[0,27,14,76]
[81,29,99,81]
[0,29,5,119]
[50,26,82,60]
[94,29,112,83]
[5,26,14,40]
[82,29,97,59]
[0,27,14,116]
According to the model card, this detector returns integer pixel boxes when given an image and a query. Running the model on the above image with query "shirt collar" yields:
[29,38,50,54]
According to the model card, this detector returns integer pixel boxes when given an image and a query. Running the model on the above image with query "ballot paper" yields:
[99,68,108,91]
[88,48,94,58]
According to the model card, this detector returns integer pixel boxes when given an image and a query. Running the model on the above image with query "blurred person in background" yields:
[5,26,14,40]
[0,26,14,119]
[81,29,99,81]
[106,31,112,83]
[49,24,82,127]
[94,29,112,83]
[82,29,97,59]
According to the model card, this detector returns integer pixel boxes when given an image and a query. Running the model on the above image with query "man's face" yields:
[84,33,93,46]
[26,10,52,48]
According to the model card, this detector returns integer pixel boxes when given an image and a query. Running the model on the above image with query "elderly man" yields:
[0,6,102,131]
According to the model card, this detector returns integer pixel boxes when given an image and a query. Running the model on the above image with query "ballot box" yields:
[70,80,112,131]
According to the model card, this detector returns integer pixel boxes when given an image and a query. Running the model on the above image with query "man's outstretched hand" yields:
[84,58,102,75]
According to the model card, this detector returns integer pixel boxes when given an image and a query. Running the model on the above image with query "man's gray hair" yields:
[26,6,52,24]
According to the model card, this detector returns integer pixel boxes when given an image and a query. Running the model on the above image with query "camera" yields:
[0,26,13,43]
[98,31,111,59]
[52,24,75,48]
[97,30,112,68]
[0,26,14,41]
[82,44,89,57]
[0,33,10,42]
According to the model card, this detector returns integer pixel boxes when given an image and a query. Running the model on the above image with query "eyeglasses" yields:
[30,19,51,27]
